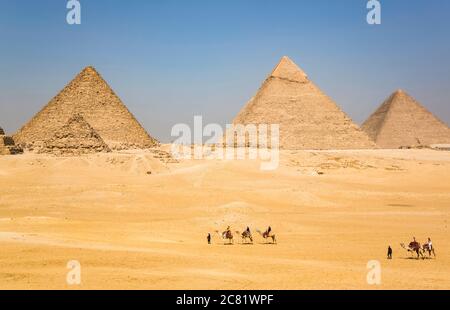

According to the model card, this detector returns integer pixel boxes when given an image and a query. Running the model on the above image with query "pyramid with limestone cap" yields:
[14,66,158,151]
[232,56,375,150]
[362,89,450,148]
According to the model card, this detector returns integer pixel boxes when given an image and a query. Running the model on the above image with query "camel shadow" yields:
[399,256,435,260]
[399,257,421,260]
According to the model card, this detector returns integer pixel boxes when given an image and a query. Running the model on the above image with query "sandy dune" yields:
[0,148,449,289]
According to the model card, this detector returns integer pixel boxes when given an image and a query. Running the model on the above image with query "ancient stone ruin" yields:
[14,66,158,152]
[0,126,23,155]
[232,56,375,150]
[362,89,450,149]
[39,114,111,156]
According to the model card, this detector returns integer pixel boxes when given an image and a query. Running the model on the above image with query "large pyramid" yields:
[40,114,111,156]
[362,90,450,148]
[232,56,375,150]
[14,66,158,151]
[0,126,23,155]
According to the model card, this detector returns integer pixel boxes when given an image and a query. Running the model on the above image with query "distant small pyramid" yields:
[40,114,111,156]
[14,66,158,151]
[0,126,23,155]
[362,90,450,148]
[232,56,375,150]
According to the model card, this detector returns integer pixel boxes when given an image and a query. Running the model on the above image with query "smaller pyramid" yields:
[14,66,158,150]
[40,114,111,156]
[362,90,450,148]
[0,126,23,155]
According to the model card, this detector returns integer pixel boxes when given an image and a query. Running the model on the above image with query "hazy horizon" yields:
[1,0,449,142]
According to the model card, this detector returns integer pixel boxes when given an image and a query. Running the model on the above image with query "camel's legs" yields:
[418,249,424,259]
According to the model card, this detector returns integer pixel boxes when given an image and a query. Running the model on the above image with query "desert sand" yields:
[0,147,449,290]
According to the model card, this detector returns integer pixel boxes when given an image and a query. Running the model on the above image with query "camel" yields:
[237,230,253,244]
[401,242,423,258]
[257,229,277,244]
[215,230,234,244]
[422,243,436,258]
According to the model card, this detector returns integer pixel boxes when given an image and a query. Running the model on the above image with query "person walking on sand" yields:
[387,246,393,259]
[207,233,211,245]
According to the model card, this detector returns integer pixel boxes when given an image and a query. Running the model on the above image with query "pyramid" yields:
[40,114,111,156]
[0,126,23,155]
[14,66,158,151]
[362,90,450,148]
[232,56,375,150]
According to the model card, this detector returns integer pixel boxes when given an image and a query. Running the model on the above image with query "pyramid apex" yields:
[75,66,102,79]
[80,66,99,74]
[281,55,292,61]
[270,56,308,83]
[390,89,414,103]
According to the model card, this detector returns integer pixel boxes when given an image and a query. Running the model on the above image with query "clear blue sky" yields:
[1,0,449,142]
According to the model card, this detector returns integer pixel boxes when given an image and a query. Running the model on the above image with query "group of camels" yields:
[400,238,436,259]
[215,227,276,245]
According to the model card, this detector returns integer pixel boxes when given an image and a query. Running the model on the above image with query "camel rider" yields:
[268,226,272,234]
[427,238,433,250]
[223,226,231,239]
[246,226,250,233]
